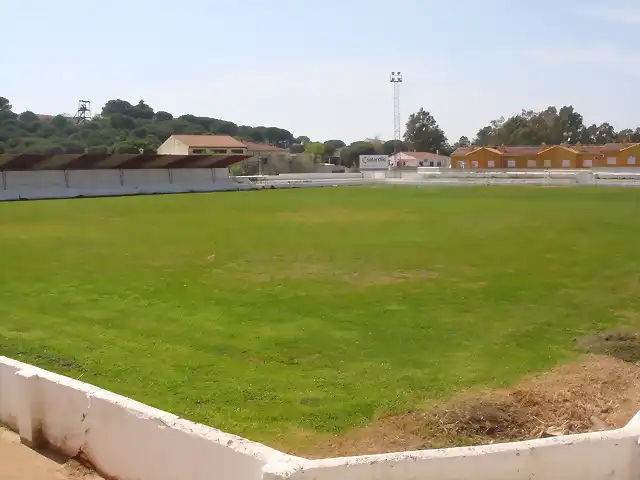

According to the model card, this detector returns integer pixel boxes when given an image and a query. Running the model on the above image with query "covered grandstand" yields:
[0,135,260,200]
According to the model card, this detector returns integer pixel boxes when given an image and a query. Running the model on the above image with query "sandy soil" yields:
[0,428,101,480]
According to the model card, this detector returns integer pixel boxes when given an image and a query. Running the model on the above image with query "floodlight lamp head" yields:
[390,71,403,83]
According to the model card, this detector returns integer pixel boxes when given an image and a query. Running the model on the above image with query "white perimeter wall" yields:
[0,357,300,480]
[0,168,242,201]
[2,356,640,480]
[2,169,640,201]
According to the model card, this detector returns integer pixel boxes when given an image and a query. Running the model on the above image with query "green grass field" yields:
[1,186,639,449]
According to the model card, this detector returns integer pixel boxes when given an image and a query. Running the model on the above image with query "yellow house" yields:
[455,147,502,169]
[599,143,640,167]
[451,143,640,169]
[536,145,578,169]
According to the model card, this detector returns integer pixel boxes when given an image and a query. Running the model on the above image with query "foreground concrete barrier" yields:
[2,356,640,479]
[0,357,300,480]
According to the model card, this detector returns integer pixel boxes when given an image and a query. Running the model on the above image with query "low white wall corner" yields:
[261,458,309,479]
[14,368,42,446]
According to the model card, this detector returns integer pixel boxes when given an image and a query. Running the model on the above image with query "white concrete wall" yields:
[157,138,189,155]
[123,169,172,193]
[67,170,122,192]
[0,169,248,201]
[2,356,640,479]
[267,429,640,480]
[171,168,214,187]
[0,357,300,480]
[2,169,640,202]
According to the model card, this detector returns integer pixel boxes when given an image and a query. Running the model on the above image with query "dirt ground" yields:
[0,428,101,480]
[293,353,640,459]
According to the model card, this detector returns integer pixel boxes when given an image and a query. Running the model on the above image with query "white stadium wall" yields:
[0,168,246,201]
[2,169,640,202]
[2,356,640,480]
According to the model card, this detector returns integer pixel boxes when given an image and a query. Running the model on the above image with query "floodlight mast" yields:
[390,72,403,160]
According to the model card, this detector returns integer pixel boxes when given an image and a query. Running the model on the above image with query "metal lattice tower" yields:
[74,100,92,125]
[390,72,403,156]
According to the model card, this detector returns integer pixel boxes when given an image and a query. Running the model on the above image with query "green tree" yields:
[134,100,154,120]
[618,128,634,142]
[594,123,617,144]
[51,115,69,131]
[154,111,173,122]
[18,111,39,123]
[0,97,11,111]
[109,114,136,130]
[304,142,325,162]
[404,108,449,153]
[383,140,406,155]
[340,141,376,167]
[323,139,346,157]
[452,136,471,149]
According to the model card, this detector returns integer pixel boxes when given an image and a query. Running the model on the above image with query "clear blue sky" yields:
[4,0,639,143]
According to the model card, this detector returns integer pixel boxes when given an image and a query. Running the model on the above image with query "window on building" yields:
[212,149,228,154]
[607,157,617,165]
[544,159,552,167]
[231,149,245,154]
[628,156,636,165]
[562,159,570,168]
[192,148,205,154]
[507,159,516,168]
[527,159,537,168]
[583,159,593,167]
[488,160,495,168]
[471,161,479,168]
[436,161,442,167]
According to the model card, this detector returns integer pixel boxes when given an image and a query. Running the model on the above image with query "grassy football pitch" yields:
[0,186,638,448]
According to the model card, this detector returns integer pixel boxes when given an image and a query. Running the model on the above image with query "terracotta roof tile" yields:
[602,142,638,152]
[503,146,543,156]
[400,151,450,160]
[451,147,474,156]
[172,134,247,149]
[243,142,286,152]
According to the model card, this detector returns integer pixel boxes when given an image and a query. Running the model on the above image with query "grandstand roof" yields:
[0,152,252,171]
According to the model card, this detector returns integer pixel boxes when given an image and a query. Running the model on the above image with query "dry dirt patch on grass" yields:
[224,261,438,286]
[297,355,640,458]
[575,331,640,363]
[276,208,417,224]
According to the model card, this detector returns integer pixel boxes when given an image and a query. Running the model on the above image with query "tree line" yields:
[1,95,639,166]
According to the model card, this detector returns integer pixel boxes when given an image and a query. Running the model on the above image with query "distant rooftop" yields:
[452,143,640,157]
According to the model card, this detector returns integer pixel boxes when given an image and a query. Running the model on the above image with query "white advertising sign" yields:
[359,155,390,170]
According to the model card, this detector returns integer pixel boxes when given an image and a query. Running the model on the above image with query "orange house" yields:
[600,143,640,167]
[536,145,579,169]
[456,147,503,169]
[502,146,542,169]
[451,143,640,169]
